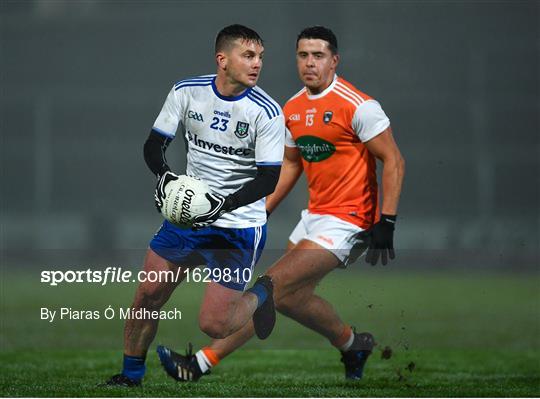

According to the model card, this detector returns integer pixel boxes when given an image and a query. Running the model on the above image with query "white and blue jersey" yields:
[153,74,285,229]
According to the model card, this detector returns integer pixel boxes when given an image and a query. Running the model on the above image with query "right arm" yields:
[147,85,182,211]
[266,146,303,214]
[146,84,183,177]
[143,129,173,177]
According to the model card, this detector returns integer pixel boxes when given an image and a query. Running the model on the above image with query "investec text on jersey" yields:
[186,131,252,156]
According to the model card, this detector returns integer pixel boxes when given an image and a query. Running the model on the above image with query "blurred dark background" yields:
[1,0,538,267]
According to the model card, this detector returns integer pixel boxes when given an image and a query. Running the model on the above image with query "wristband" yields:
[380,214,397,224]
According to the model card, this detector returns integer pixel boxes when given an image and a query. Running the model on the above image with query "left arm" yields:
[351,98,405,265]
[224,165,281,210]
[223,112,285,212]
[363,126,405,265]
[193,113,285,228]
[364,126,405,216]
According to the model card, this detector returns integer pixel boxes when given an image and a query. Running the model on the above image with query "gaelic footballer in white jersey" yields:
[153,74,284,229]
[103,25,282,389]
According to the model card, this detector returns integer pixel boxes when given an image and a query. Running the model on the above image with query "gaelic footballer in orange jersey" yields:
[161,26,405,385]
[284,75,390,229]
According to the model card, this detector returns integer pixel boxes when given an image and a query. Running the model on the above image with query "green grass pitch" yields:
[1,267,539,396]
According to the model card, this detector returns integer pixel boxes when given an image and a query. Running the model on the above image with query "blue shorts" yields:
[149,220,266,291]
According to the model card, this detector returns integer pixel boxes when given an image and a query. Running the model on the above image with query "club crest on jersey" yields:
[323,111,333,124]
[234,121,250,138]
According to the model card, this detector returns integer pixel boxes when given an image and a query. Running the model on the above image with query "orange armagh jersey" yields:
[283,76,390,229]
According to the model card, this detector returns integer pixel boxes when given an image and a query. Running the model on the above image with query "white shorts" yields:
[288,209,370,266]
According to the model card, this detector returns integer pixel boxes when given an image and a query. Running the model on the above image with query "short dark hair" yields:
[296,26,338,54]
[215,24,263,53]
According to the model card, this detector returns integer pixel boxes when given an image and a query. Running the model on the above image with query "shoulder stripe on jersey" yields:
[175,76,213,84]
[174,79,213,89]
[175,82,213,91]
[174,76,214,88]
[336,82,365,103]
[334,85,360,103]
[175,76,213,83]
[287,87,306,102]
[333,87,361,107]
[247,94,273,119]
[251,89,279,117]
[251,88,280,117]
[249,91,277,117]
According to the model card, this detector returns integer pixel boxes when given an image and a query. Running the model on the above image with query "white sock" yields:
[340,331,355,352]
[195,350,213,374]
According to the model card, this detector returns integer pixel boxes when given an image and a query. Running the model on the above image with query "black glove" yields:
[365,214,396,266]
[192,193,235,229]
[154,171,179,213]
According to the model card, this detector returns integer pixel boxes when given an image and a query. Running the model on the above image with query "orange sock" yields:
[331,325,353,350]
[201,347,220,366]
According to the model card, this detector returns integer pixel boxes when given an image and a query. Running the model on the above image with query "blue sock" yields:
[122,354,146,381]
[248,283,268,309]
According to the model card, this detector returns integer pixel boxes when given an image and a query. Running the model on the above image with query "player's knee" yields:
[199,314,230,339]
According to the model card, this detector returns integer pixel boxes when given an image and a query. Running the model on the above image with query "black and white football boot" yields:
[340,331,376,380]
[101,373,141,387]
[156,343,206,382]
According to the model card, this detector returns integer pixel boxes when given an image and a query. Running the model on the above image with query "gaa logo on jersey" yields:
[234,121,250,138]
[295,135,336,162]
[188,110,204,122]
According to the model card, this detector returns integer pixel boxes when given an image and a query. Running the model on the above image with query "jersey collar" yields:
[211,76,252,102]
[305,74,338,100]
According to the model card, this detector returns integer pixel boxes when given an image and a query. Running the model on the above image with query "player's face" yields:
[222,39,264,88]
[296,38,339,94]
